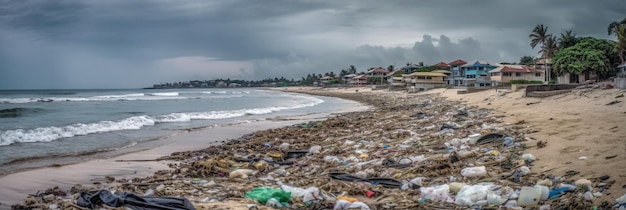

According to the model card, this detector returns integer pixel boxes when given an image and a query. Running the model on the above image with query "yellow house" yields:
[404,72,447,91]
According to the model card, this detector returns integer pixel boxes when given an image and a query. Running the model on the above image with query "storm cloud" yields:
[0,0,624,89]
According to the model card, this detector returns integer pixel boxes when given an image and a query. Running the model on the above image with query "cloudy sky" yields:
[1,0,624,89]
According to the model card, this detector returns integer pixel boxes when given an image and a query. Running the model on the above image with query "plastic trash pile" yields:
[11,91,624,210]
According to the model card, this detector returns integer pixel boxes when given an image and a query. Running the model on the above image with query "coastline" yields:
[0,91,371,207]
[4,86,625,209]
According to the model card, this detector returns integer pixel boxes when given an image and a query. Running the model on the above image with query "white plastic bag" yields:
[333,200,371,210]
[280,185,320,202]
[461,166,487,177]
[455,184,492,206]
[419,184,451,202]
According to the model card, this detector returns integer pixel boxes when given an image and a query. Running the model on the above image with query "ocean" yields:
[0,88,354,175]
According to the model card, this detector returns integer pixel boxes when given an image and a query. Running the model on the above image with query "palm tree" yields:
[540,36,558,59]
[529,24,552,81]
[607,17,626,36]
[617,25,626,64]
[557,30,578,49]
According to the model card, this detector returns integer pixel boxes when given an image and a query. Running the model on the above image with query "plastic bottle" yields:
[503,136,514,147]
[461,166,487,177]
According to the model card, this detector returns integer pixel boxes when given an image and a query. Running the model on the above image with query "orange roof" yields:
[448,59,467,66]
[435,62,450,67]
[369,68,389,74]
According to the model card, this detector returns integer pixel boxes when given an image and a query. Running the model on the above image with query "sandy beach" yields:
[0,95,369,208]
[4,86,626,209]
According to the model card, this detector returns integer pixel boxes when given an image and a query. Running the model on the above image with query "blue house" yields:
[461,61,500,87]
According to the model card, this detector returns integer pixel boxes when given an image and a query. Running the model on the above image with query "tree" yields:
[607,17,626,36]
[618,25,626,63]
[340,69,348,76]
[519,55,535,66]
[529,24,552,81]
[530,24,550,50]
[553,38,617,80]
[348,65,357,74]
[539,36,558,59]
[387,65,394,72]
[557,30,578,49]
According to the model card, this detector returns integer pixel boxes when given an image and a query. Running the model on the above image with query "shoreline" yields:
[5,86,625,209]
[0,91,371,207]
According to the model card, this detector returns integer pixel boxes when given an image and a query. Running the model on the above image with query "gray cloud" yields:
[0,0,624,89]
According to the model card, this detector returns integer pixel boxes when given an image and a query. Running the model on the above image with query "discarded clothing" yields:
[77,190,196,210]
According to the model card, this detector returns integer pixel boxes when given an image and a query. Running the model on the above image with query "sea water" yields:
[0,88,354,174]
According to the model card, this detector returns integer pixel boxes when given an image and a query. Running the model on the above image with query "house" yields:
[386,70,405,87]
[534,58,552,82]
[489,65,544,86]
[556,72,598,84]
[342,74,357,84]
[615,62,626,89]
[434,62,451,70]
[461,60,500,87]
[367,68,390,84]
[216,81,227,88]
[404,72,447,91]
[351,75,367,86]
[432,69,452,85]
[320,76,335,86]
[401,64,421,73]
[448,59,467,86]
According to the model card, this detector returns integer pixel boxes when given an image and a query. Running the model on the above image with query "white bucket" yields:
[518,186,541,206]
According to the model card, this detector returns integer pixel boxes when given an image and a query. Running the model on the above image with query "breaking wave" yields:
[0,95,324,146]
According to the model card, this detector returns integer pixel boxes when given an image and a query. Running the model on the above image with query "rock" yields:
[575,179,592,187]
[156,184,165,192]
[42,194,55,203]
[24,197,37,205]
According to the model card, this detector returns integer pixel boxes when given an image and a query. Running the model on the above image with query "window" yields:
[426,76,432,79]
[466,75,476,78]
[503,72,512,76]
[515,73,522,76]
[417,76,426,79]
[535,73,541,77]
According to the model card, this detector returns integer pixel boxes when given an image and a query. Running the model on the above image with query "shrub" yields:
[509,80,543,84]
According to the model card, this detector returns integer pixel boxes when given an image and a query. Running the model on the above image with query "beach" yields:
[4,86,625,209]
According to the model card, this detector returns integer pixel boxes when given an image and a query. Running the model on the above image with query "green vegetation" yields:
[553,37,619,79]
[509,80,543,84]
[519,56,535,66]
[416,65,440,72]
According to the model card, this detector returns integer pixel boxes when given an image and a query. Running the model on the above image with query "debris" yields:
[606,100,622,105]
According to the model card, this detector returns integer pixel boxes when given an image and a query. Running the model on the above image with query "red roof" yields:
[435,62,450,67]
[448,59,467,66]
[499,66,543,73]
[369,68,389,74]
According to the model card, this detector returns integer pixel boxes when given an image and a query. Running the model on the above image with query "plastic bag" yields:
[333,200,371,210]
[419,184,451,202]
[455,184,492,206]
[244,187,291,204]
[280,185,320,202]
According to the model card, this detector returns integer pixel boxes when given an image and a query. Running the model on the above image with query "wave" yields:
[0,108,45,118]
[0,93,185,104]
[146,92,179,96]
[0,116,155,146]
[0,95,324,146]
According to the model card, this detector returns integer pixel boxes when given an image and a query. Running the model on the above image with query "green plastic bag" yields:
[244,187,291,204]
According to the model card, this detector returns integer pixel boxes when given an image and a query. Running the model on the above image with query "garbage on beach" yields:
[11,90,622,210]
